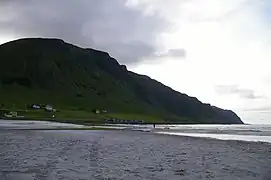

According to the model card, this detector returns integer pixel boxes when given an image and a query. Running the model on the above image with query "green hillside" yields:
[0,38,243,124]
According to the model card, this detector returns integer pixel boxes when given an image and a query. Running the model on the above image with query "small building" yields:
[4,111,24,118]
[101,109,107,113]
[45,105,56,112]
[92,109,107,114]
[4,111,18,118]
[31,104,41,109]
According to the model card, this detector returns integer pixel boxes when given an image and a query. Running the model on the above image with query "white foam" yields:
[156,132,271,143]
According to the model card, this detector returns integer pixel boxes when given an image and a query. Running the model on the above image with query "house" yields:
[92,109,100,114]
[31,104,41,109]
[92,109,108,114]
[45,105,56,112]
[4,111,24,118]
[4,111,18,118]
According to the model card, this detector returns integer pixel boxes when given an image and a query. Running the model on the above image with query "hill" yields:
[0,38,243,124]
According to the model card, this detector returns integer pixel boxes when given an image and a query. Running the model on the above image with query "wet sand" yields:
[1,130,271,180]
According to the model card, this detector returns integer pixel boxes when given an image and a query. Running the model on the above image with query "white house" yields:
[45,105,55,112]
[32,104,41,109]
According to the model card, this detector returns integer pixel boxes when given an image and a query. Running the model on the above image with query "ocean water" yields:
[1,120,271,143]
[153,124,271,143]
[109,124,271,143]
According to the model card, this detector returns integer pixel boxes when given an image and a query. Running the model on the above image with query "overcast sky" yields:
[0,0,270,124]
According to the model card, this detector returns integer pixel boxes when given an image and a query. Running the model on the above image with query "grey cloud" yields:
[243,106,271,112]
[154,48,187,59]
[215,85,265,99]
[0,0,171,64]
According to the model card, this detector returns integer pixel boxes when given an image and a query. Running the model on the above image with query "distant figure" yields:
[153,124,155,128]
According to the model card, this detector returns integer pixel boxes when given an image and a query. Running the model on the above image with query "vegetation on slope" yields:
[0,38,243,124]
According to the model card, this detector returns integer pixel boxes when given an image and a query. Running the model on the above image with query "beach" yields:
[1,129,271,180]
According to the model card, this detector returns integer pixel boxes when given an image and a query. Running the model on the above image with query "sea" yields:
[0,120,271,143]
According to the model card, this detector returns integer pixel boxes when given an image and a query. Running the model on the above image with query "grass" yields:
[2,127,122,131]
[0,108,169,125]
[0,84,203,125]
[0,88,200,125]
[0,87,167,124]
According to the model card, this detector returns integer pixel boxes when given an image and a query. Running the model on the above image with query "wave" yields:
[155,132,271,143]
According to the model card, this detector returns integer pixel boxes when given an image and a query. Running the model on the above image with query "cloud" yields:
[243,106,271,112]
[215,85,266,99]
[154,48,187,59]
[0,0,174,64]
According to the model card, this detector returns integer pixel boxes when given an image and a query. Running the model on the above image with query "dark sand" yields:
[0,130,271,180]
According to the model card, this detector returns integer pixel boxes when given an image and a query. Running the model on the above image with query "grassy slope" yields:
[0,38,243,124]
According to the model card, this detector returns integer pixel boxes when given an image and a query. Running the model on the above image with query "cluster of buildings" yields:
[29,104,56,112]
[92,109,145,124]
[105,118,144,124]
[92,109,107,114]
[3,111,24,118]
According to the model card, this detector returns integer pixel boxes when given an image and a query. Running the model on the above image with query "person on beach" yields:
[153,124,155,128]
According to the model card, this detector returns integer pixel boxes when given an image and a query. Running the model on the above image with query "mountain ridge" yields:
[0,38,243,124]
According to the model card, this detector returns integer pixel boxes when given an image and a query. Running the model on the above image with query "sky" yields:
[0,0,270,124]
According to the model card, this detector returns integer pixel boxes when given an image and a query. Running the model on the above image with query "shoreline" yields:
[154,131,271,144]
[0,119,270,144]
[0,117,244,125]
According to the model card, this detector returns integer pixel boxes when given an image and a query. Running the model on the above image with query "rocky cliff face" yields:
[0,38,243,124]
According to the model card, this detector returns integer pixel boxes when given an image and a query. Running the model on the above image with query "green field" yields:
[0,108,173,125]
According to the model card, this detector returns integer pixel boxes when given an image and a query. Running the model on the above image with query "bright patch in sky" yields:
[129,0,271,124]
